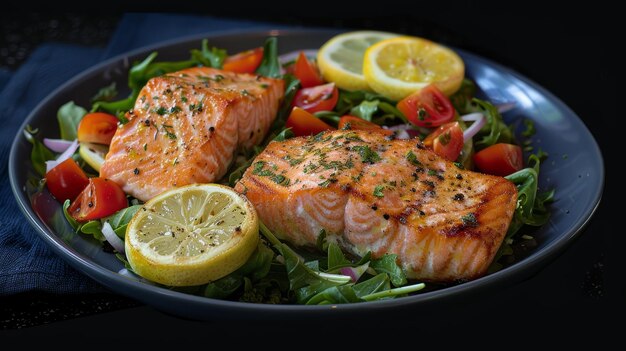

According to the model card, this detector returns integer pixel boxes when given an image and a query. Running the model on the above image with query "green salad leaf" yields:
[255,37,281,78]
[23,126,55,177]
[470,98,514,149]
[57,101,87,141]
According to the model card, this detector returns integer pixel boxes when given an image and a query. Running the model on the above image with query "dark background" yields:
[1,3,620,342]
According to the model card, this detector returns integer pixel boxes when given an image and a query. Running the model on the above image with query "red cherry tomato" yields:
[422,122,464,161]
[223,47,264,74]
[397,85,455,128]
[338,115,393,135]
[292,83,339,113]
[286,107,335,137]
[77,112,118,145]
[294,51,324,88]
[68,178,127,222]
[473,143,523,176]
[45,158,89,202]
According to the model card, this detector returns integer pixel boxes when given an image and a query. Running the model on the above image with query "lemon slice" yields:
[125,184,259,286]
[79,142,108,172]
[317,31,398,91]
[363,36,464,101]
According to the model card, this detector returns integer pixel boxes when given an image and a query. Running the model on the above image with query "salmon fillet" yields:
[100,67,284,201]
[234,130,517,282]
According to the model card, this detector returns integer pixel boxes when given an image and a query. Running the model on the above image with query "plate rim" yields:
[8,28,605,315]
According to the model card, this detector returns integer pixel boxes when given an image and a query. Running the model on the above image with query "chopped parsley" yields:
[406,151,422,166]
[461,213,478,227]
[373,185,385,198]
[155,106,168,115]
[352,145,380,164]
[170,106,182,113]
[418,108,428,121]
[162,124,177,140]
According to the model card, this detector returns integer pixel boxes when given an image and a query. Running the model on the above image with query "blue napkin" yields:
[0,13,279,295]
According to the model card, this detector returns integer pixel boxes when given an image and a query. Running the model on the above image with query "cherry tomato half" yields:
[69,178,127,222]
[338,115,393,135]
[223,47,264,74]
[294,51,324,88]
[77,112,118,145]
[292,83,339,114]
[45,158,89,202]
[397,85,455,128]
[423,122,464,161]
[473,143,523,176]
[286,107,335,137]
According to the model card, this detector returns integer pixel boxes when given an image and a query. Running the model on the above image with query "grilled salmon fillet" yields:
[234,130,517,282]
[100,67,284,201]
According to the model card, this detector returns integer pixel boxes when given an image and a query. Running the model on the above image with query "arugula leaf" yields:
[449,78,477,114]
[305,284,360,305]
[57,101,87,141]
[335,89,392,115]
[23,126,55,177]
[352,273,390,297]
[350,100,380,121]
[370,254,407,287]
[272,74,301,131]
[504,154,554,236]
[91,82,118,103]
[255,37,281,78]
[259,222,349,291]
[190,39,227,69]
[327,242,352,271]
[470,98,513,149]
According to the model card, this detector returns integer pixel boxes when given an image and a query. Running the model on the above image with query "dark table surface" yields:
[1,8,620,341]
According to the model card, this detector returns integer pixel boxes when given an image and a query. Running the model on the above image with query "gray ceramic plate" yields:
[9,29,604,320]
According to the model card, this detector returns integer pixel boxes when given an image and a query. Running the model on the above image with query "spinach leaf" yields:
[23,126,55,177]
[350,100,380,121]
[57,101,87,141]
[79,220,105,242]
[255,37,281,78]
[104,205,142,239]
[62,199,80,231]
[203,275,244,299]
[370,254,407,287]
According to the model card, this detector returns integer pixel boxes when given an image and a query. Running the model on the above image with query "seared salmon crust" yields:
[101,67,284,201]
[235,130,517,282]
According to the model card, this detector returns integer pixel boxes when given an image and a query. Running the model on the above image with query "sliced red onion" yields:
[45,139,79,173]
[43,138,74,153]
[339,262,370,283]
[461,112,486,142]
[102,221,125,254]
[383,124,420,139]
[495,102,516,113]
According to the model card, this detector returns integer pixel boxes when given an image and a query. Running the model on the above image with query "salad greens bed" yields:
[24,36,553,304]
